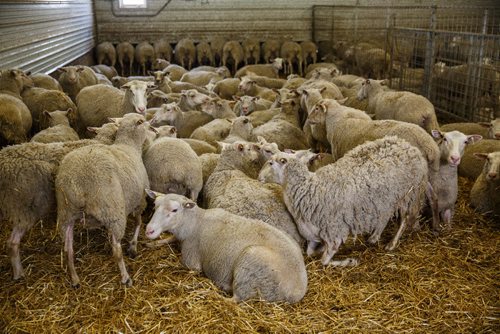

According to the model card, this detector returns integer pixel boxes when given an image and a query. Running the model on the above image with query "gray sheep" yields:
[470,151,500,218]
[144,136,203,200]
[145,192,307,303]
[269,136,428,264]
[55,114,150,287]
[57,65,98,102]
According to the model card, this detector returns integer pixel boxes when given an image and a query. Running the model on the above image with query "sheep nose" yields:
[145,229,154,236]
[450,155,461,165]
[137,107,146,113]
[488,172,498,178]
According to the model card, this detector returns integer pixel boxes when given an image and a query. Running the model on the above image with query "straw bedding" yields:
[0,177,498,333]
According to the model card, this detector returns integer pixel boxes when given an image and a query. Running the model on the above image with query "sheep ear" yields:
[76,67,85,72]
[217,141,231,151]
[232,95,240,101]
[284,149,295,154]
[473,153,489,161]
[145,189,163,200]
[478,122,492,128]
[431,130,443,139]
[183,202,196,209]
[57,68,67,73]
[236,143,244,151]
[170,127,177,134]
[466,135,482,144]
[147,70,154,76]
[87,126,99,134]
[337,97,348,105]
[65,108,73,115]
[42,110,52,118]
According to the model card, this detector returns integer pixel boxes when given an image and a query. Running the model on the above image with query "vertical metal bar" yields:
[423,5,437,98]
[471,9,489,121]
[312,5,316,43]
[330,6,335,46]
[463,34,477,120]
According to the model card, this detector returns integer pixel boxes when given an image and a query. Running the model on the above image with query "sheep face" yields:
[235,96,258,116]
[432,130,482,167]
[145,191,197,239]
[156,125,177,138]
[257,136,280,160]
[357,79,372,100]
[308,101,328,125]
[474,152,500,181]
[180,89,210,109]
[268,153,292,185]
[122,80,154,114]
[484,118,500,140]
[59,66,84,84]
[150,102,179,125]
[272,58,284,70]
[238,78,256,93]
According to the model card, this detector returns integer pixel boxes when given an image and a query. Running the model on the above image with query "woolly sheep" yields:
[177,89,211,111]
[21,86,77,132]
[95,73,113,86]
[164,63,188,81]
[175,38,196,70]
[111,75,154,88]
[196,41,214,66]
[201,97,237,119]
[458,139,500,179]
[280,41,303,76]
[152,58,170,71]
[300,41,318,74]
[154,38,173,63]
[339,86,369,112]
[203,141,303,245]
[0,69,34,98]
[116,42,135,76]
[470,151,500,217]
[0,93,32,146]
[30,73,63,91]
[55,114,149,287]
[145,192,307,303]
[306,67,341,81]
[96,42,117,67]
[270,136,428,264]
[357,79,440,133]
[332,74,365,88]
[209,36,226,67]
[234,58,283,79]
[149,70,209,95]
[135,41,155,76]
[91,64,118,81]
[240,73,286,89]
[76,80,154,136]
[2,123,117,280]
[233,95,273,116]
[305,62,339,77]
[191,65,231,77]
[355,48,391,79]
[144,136,202,200]
[222,40,244,75]
[262,39,281,63]
[441,119,500,140]
[180,70,223,87]
[238,77,277,102]
[200,153,220,184]
[223,116,255,143]
[150,102,212,138]
[212,78,241,100]
[182,138,218,155]
[426,130,482,231]
[31,109,79,143]
[241,38,261,65]
[57,65,98,102]
[190,118,232,147]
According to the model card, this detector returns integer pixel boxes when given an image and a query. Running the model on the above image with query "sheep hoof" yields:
[122,277,133,287]
[331,258,359,267]
[128,246,138,259]
[72,283,80,289]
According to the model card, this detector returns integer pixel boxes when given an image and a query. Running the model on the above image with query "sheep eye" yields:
[265,150,272,154]
[280,158,287,164]
[243,119,249,124]
[172,209,178,213]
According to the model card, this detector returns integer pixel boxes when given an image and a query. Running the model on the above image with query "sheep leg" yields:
[144,235,176,248]
[8,226,27,280]
[111,234,132,287]
[442,209,453,229]
[425,182,441,232]
[129,61,133,77]
[306,240,323,257]
[385,215,408,251]
[128,213,142,258]
[321,239,340,265]
[330,258,359,267]
[119,59,125,76]
[64,223,80,288]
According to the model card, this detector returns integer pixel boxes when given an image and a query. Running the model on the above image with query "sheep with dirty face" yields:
[269,136,428,265]
[150,102,212,138]
[203,141,303,245]
[470,151,500,218]
[57,66,98,102]
[55,114,150,287]
[144,136,203,201]
[357,79,439,133]
[426,130,482,231]
[1,122,118,280]
[145,192,307,303]
[233,95,273,116]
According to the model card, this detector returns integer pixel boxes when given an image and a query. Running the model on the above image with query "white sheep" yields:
[238,76,277,102]
[269,136,428,264]
[203,141,303,245]
[145,192,307,303]
[234,58,284,79]
[150,102,213,138]
[55,114,150,287]
[441,119,500,140]
[189,118,232,147]
[144,136,203,200]
[426,130,482,231]
[233,95,273,117]
[180,70,224,87]
[210,36,226,67]
[357,79,440,133]
[222,40,244,75]
[241,38,261,65]
[30,73,63,91]
[470,151,500,218]
[223,116,255,143]
[201,97,237,119]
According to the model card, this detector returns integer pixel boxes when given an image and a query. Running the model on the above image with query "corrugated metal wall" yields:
[0,0,95,74]
[94,0,500,44]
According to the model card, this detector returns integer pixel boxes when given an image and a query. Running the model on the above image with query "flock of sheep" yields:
[0,36,499,304]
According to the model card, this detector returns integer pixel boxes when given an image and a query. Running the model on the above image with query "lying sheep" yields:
[458,139,500,179]
[0,93,32,146]
[222,40,244,75]
[280,41,303,76]
[150,102,213,138]
[55,114,149,287]
[2,123,118,280]
[30,73,62,91]
[76,80,153,136]
[144,137,202,200]
[154,38,173,63]
[235,58,283,79]
[196,41,214,66]
[135,41,155,76]
[357,79,440,133]
[91,64,118,81]
[116,41,135,76]
[441,119,500,140]
[145,192,307,303]
[427,130,482,231]
[95,42,116,67]
[31,110,79,143]
[212,78,241,100]
[262,39,281,64]
[269,136,428,264]
[204,141,303,245]
[21,86,77,132]
[470,151,500,217]
[57,65,98,102]
[175,38,196,70]
[180,70,223,87]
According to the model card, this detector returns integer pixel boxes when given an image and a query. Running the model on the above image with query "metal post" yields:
[470,9,489,121]
[423,5,437,98]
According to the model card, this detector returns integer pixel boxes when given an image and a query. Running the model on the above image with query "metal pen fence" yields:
[312,5,500,122]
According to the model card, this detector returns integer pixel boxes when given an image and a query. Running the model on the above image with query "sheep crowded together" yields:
[0,36,498,306]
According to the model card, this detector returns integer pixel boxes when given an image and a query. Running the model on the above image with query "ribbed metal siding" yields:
[0,0,95,74]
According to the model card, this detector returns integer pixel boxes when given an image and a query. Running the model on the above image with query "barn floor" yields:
[0,177,498,333]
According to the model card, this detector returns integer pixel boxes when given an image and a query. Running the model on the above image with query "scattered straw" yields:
[1,177,498,333]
